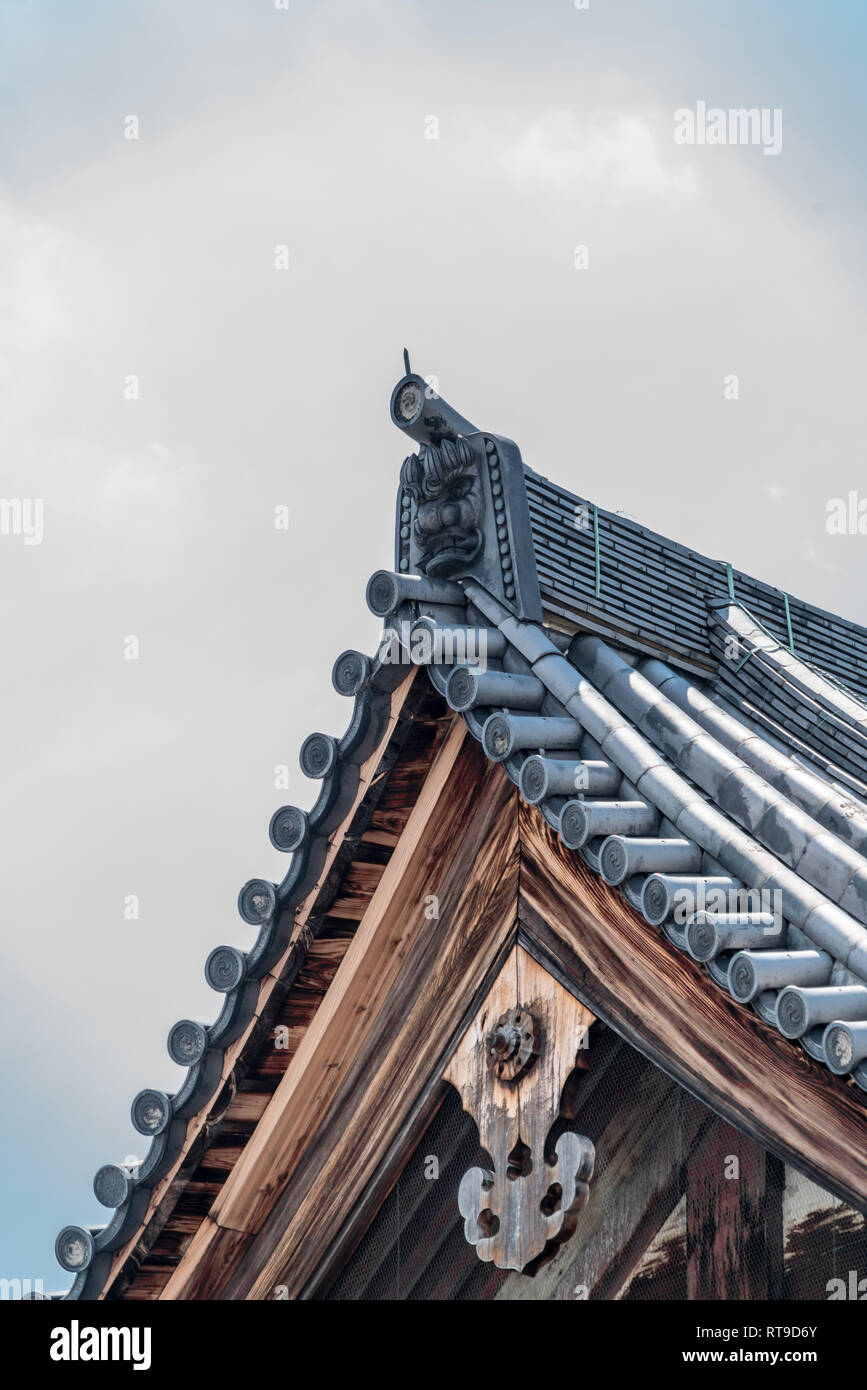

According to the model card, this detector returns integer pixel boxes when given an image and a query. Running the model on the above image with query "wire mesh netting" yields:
[321,1023,867,1301]
[322,1083,505,1301]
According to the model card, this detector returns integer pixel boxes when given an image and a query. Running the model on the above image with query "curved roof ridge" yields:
[52,646,413,1298]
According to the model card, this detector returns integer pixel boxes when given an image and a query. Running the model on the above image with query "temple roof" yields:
[50,367,867,1298]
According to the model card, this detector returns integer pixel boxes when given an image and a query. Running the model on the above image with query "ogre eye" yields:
[448,476,473,501]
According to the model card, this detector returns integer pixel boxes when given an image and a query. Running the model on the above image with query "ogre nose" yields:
[440,502,460,527]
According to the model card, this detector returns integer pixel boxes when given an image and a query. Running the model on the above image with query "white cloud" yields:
[500,109,698,201]
[95,444,209,534]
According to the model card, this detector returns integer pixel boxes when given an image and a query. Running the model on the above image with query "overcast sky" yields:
[2,0,866,1290]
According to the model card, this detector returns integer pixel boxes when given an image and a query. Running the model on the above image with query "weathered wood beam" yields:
[686,1112,784,1301]
[160,726,521,1299]
[517,800,867,1214]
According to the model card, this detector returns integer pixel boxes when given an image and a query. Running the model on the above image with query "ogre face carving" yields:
[399,438,484,578]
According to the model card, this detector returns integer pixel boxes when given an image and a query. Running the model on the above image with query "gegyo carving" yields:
[444,945,596,1274]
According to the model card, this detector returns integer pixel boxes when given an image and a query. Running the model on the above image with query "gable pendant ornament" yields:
[444,945,596,1273]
